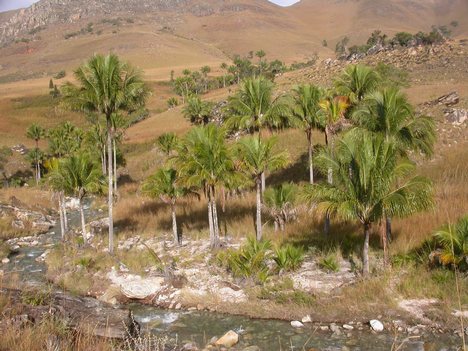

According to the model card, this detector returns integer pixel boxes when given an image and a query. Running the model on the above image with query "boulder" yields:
[370,319,384,332]
[89,218,109,235]
[108,269,165,299]
[215,330,239,347]
[291,321,304,328]
[444,108,467,125]
[437,91,459,106]
[2,258,10,264]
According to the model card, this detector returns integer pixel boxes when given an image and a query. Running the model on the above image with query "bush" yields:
[432,216,468,270]
[217,237,272,283]
[318,252,340,272]
[273,244,304,271]
[21,289,51,306]
[167,97,179,109]
[393,32,414,47]
[53,70,66,79]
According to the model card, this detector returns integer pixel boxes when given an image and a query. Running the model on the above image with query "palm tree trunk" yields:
[208,191,215,248]
[171,202,179,245]
[61,193,68,232]
[324,129,332,235]
[261,172,266,193]
[386,216,392,243]
[113,138,117,195]
[380,220,389,268]
[274,220,279,232]
[79,198,87,244]
[211,186,220,247]
[363,223,370,276]
[307,131,314,184]
[58,195,65,240]
[107,121,114,254]
[256,178,262,241]
[280,219,285,232]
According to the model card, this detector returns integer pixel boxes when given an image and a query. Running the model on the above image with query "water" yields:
[1,207,464,350]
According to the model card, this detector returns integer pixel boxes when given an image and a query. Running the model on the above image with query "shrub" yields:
[21,289,51,306]
[217,237,272,283]
[167,97,179,109]
[273,244,304,271]
[393,32,414,46]
[432,216,468,270]
[53,70,66,79]
[318,252,340,272]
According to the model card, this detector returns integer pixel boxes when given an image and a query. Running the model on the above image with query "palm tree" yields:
[334,64,380,105]
[235,136,289,240]
[220,62,228,88]
[62,54,150,254]
[290,84,325,184]
[352,87,436,241]
[156,132,179,156]
[264,183,297,232]
[27,148,44,185]
[46,158,67,239]
[175,124,235,248]
[227,76,289,192]
[142,168,197,245]
[304,132,433,275]
[26,123,45,149]
[49,155,104,244]
[352,88,436,158]
[200,65,211,92]
[227,76,289,136]
[433,216,468,270]
[183,95,213,125]
[26,124,45,183]
[319,93,349,234]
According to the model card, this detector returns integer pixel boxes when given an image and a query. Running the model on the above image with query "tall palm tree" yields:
[227,76,289,136]
[142,168,197,245]
[200,65,211,92]
[334,64,380,105]
[26,124,45,183]
[235,136,289,240]
[26,123,45,149]
[183,95,213,125]
[352,87,436,241]
[49,155,104,244]
[290,84,325,184]
[352,88,436,158]
[227,76,289,192]
[220,62,228,88]
[319,93,349,234]
[46,158,67,239]
[175,124,235,248]
[62,54,150,254]
[304,132,433,275]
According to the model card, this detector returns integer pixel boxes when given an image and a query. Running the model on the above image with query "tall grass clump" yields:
[272,244,304,271]
[217,237,272,283]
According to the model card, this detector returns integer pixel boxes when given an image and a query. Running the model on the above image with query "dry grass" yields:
[0,187,55,211]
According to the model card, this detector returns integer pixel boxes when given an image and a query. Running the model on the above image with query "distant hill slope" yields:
[0,0,466,80]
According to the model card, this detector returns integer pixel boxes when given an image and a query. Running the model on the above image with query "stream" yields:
[1,206,464,350]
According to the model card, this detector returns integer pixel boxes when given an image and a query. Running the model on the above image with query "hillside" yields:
[0,0,466,82]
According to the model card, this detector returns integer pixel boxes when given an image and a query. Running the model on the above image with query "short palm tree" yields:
[264,183,297,232]
[304,132,433,275]
[183,95,213,125]
[48,155,104,244]
[290,84,325,184]
[175,124,235,248]
[334,64,380,105]
[433,216,468,270]
[236,136,289,240]
[156,132,179,156]
[142,168,196,245]
[62,54,150,254]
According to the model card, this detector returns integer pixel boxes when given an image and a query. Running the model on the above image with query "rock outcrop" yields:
[0,288,137,339]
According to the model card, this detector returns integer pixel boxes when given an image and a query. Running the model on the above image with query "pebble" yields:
[301,315,312,323]
[291,321,304,328]
[343,324,354,330]
[370,319,384,332]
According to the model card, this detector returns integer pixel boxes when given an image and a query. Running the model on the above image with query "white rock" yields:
[1,258,9,264]
[301,315,312,323]
[370,319,384,332]
[291,321,304,328]
[107,268,165,299]
[215,330,239,347]
[343,324,354,330]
